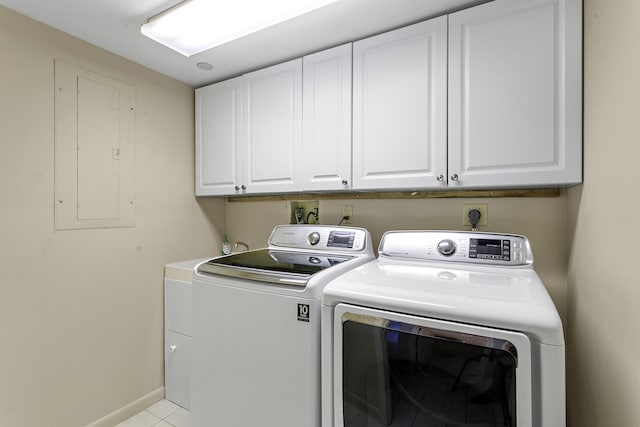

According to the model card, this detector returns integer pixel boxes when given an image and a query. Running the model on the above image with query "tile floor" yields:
[115,399,190,427]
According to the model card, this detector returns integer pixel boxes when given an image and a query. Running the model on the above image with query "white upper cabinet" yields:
[447,0,582,188]
[302,43,353,191]
[195,77,242,196]
[195,59,302,196]
[195,0,582,196]
[242,59,303,194]
[352,17,448,190]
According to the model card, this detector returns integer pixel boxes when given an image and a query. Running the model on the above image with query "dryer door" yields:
[333,303,532,427]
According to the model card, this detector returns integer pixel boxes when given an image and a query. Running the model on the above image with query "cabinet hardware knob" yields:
[436,174,445,182]
[241,185,247,190]
[450,174,459,182]
[235,185,240,191]
[169,345,177,352]
[341,179,348,185]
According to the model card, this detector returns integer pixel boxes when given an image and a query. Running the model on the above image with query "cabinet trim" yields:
[226,188,561,202]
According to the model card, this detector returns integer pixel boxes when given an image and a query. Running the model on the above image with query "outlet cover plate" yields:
[462,204,488,226]
[341,205,353,224]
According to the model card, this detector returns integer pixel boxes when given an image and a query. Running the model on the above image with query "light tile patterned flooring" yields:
[115,399,190,427]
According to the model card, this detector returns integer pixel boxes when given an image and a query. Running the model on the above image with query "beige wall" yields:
[566,0,640,425]
[0,6,225,427]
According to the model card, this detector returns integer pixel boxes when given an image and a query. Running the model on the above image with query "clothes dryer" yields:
[321,230,564,427]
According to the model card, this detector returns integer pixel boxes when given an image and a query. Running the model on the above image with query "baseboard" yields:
[85,387,165,427]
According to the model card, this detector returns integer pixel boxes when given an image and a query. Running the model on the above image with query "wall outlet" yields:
[290,201,320,224]
[462,204,488,226]
[341,205,353,224]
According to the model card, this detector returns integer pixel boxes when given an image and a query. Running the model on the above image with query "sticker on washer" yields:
[297,304,310,322]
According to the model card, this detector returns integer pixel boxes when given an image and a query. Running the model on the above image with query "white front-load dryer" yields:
[321,230,565,427]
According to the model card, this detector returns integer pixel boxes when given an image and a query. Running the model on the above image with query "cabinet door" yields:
[166,331,191,410]
[448,0,582,188]
[352,17,448,190]
[242,59,303,194]
[165,279,191,336]
[302,44,352,191]
[195,77,243,196]
[164,279,192,408]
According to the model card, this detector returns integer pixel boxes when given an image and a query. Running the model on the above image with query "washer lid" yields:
[197,249,355,286]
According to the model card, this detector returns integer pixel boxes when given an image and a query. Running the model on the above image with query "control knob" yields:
[437,239,456,256]
[308,232,321,246]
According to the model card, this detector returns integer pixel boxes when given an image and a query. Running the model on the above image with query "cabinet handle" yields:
[241,185,247,190]
[436,174,445,182]
[169,345,177,352]
[450,174,459,182]
[235,185,240,191]
[341,179,348,186]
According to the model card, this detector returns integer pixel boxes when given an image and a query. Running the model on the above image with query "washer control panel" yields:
[269,225,369,253]
[379,231,533,266]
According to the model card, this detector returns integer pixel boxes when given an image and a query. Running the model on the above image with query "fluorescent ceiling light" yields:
[141,0,341,57]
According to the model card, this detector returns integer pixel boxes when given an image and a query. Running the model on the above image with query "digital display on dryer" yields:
[469,238,510,261]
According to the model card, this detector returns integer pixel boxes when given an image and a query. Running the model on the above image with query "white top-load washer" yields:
[191,225,374,427]
[321,230,565,427]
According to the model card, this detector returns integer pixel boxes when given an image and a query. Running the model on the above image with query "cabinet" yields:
[352,17,448,190]
[352,0,581,191]
[242,59,303,193]
[166,330,191,409]
[195,59,302,196]
[195,77,242,196]
[302,43,353,190]
[196,0,581,195]
[164,260,201,409]
[447,0,582,188]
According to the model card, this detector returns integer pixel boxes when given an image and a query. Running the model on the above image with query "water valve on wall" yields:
[289,201,320,224]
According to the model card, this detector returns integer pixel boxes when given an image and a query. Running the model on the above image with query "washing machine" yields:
[321,230,565,427]
[191,224,374,427]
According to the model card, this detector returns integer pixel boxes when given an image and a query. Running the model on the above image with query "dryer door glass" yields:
[342,317,518,427]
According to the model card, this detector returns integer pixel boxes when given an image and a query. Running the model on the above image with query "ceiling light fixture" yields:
[141,0,341,57]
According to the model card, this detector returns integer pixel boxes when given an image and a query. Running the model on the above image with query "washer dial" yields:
[308,232,321,246]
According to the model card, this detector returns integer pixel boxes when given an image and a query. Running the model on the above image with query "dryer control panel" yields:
[379,231,533,266]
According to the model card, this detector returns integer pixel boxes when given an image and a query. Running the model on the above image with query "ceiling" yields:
[0,0,486,88]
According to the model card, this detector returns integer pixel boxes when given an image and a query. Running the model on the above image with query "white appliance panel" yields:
[192,278,320,427]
